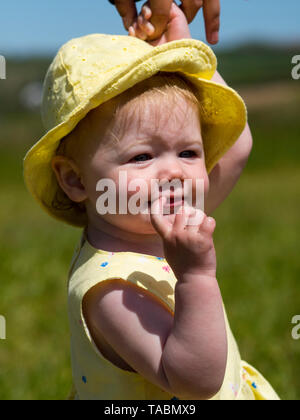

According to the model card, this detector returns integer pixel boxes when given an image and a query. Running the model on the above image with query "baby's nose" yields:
[157,157,184,182]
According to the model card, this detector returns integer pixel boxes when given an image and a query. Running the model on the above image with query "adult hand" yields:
[130,2,191,46]
[109,0,220,44]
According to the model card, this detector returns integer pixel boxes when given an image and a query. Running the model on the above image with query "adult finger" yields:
[147,0,173,40]
[180,0,203,24]
[203,0,220,44]
[114,0,138,30]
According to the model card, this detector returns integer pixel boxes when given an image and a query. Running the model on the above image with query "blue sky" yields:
[1,0,300,56]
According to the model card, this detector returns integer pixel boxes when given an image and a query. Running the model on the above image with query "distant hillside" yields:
[0,56,50,115]
[216,43,300,86]
[0,43,299,115]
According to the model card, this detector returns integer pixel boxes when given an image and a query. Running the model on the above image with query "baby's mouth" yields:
[166,196,184,207]
[148,194,185,210]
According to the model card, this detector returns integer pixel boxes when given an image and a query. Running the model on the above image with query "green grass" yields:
[216,43,300,86]
[0,184,79,399]
[214,169,300,400]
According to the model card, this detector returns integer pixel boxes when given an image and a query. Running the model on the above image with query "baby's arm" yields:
[83,204,227,399]
[133,3,253,214]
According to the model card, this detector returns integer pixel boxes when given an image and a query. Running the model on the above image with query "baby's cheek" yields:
[125,172,148,194]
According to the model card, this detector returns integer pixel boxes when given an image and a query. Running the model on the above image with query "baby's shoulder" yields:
[82,278,173,373]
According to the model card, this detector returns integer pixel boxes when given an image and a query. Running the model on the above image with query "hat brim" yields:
[24,39,246,227]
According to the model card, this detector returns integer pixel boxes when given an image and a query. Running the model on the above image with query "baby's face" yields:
[78,94,209,235]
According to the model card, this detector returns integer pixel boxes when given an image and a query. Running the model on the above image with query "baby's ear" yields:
[51,155,87,203]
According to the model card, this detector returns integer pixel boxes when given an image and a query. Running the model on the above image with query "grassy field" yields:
[0,46,300,400]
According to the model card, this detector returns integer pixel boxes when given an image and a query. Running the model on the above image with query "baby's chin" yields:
[93,209,179,236]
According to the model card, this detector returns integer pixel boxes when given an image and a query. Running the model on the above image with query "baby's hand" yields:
[150,196,217,280]
[129,2,191,46]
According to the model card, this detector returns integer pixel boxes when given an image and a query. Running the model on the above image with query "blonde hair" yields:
[52,72,203,212]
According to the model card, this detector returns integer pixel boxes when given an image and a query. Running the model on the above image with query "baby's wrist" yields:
[174,267,217,283]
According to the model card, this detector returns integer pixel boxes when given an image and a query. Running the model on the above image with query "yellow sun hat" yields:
[23,33,247,228]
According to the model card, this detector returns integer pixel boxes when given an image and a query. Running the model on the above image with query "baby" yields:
[23,4,279,400]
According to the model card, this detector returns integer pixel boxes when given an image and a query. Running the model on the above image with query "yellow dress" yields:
[67,230,280,400]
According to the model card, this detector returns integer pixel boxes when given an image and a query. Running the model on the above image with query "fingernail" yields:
[146,22,155,35]
[210,31,219,44]
[207,217,215,226]
[143,6,152,18]
[128,26,135,37]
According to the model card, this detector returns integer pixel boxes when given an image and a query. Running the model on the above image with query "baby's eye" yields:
[179,150,197,158]
[130,153,152,163]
